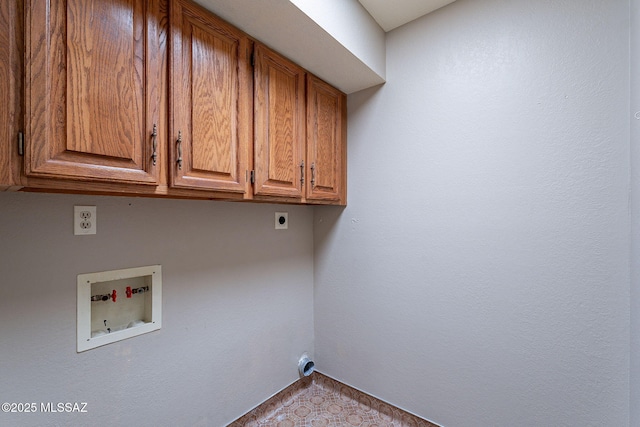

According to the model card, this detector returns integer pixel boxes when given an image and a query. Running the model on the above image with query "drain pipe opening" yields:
[298,354,315,377]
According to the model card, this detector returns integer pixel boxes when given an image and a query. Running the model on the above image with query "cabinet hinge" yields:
[250,170,255,184]
[17,132,24,156]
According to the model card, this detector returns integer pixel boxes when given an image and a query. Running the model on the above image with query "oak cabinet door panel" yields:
[306,75,346,204]
[25,0,160,184]
[170,0,250,194]
[253,44,306,200]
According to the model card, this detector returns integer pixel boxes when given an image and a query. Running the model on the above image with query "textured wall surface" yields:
[0,192,314,427]
[314,0,630,426]
[631,0,640,425]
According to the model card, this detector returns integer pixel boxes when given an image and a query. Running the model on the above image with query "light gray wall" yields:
[314,0,630,426]
[0,192,314,427]
[632,0,640,425]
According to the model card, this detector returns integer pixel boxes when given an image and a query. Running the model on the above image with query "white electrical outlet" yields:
[275,212,288,229]
[74,206,97,235]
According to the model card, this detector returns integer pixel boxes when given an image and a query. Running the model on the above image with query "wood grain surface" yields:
[253,43,305,199]
[25,0,160,184]
[170,0,249,194]
[306,74,346,204]
[0,0,23,188]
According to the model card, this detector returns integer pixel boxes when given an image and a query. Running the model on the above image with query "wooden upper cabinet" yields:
[19,0,346,203]
[306,75,346,204]
[25,0,161,184]
[253,44,306,200]
[169,0,250,194]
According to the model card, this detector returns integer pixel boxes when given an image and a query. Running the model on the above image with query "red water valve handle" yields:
[111,289,117,303]
[126,286,132,298]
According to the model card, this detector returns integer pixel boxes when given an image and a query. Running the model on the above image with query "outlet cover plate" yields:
[74,206,97,235]
[275,212,288,229]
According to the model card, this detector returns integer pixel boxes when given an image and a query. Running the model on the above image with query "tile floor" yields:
[228,372,439,427]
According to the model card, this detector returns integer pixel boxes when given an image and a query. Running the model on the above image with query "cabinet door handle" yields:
[176,131,183,170]
[151,124,158,166]
[300,160,305,184]
[311,163,316,187]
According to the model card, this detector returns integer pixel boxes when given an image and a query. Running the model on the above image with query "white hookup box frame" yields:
[77,265,162,352]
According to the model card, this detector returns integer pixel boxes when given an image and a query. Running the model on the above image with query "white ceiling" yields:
[358,0,457,32]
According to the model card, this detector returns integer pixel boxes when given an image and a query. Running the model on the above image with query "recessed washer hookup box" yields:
[77,265,162,352]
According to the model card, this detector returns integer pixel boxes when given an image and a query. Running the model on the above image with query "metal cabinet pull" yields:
[176,131,183,170]
[311,163,316,187]
[300,160,305,184]
[151,124,158,166]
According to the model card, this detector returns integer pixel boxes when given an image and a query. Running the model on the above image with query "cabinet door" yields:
[306,75,346,204]
[25,0,160,184]
[170,0,250,194]
[253,44,306,200]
